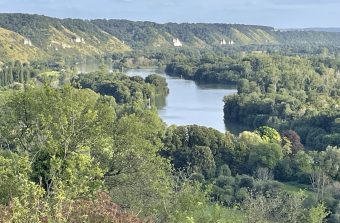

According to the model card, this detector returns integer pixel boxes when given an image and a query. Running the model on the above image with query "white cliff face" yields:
[72,36,85,44]
[75,36,82,43]
[173,38,182,47]
[220,39,234,45]
[23,38,32,46]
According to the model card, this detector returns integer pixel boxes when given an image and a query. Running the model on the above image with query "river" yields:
[125,68,237,132]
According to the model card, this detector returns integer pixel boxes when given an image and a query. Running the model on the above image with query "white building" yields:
[228,40,235,45]
[173,38,182,47]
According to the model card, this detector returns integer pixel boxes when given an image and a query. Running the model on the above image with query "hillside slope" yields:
[92,19,340,48]
[92,20,279,48]
[0,13,130,63]
[1,13,340,63]
[0,27,45,63]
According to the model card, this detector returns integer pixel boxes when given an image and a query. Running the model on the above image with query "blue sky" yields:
[0,0,339,28]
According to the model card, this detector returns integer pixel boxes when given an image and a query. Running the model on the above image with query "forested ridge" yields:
[2,13,340,63]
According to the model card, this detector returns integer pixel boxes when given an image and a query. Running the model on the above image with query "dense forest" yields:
[0,12,339,223]
[165,52,340,151]
[0,78,338,223]
[1,66,339,222]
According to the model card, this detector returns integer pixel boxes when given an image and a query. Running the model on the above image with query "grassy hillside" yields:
[92,19,340,48]
[92,19,278,48]
[1,13,340,63]
[0,13,130,63]
[0,27,45,63]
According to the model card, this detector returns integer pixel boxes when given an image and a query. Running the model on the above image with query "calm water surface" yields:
[126,68,237,132]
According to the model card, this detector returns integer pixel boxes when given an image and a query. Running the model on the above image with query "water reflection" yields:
[74,64,240,133]
[126,68,237,132]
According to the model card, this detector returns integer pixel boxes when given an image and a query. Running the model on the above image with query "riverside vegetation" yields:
[0,13,339,223]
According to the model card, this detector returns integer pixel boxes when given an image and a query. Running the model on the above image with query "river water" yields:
[125,68,237,132]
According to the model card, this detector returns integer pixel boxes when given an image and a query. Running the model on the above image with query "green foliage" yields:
[0,83,175,221]
[314,146,340,181]
[309,203,330,223]
[0,13,130,63]
[72,71,168,110]
[162,125,226,171]
[1,14,340,221]
[218,164,232,177]
[192,146,216,178]
[106,112,173,217]
[239,131,264,145]
[166,180,245,223]
[242,192,308,223]
[0,85,111,221]
[254,126,282,144]
[145,74,169,96]
[0,61,32,87]
[0,152,37,204]
[220,54,339,151]
[165,53,338,153]
[248,143,283,171]
[0,85,113,196]
[0,151,47,222]
[275,151,314,183]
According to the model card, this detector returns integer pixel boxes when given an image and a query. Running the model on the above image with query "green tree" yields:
[0,151,47,222]
[309,203,329,223]
[254,126,282,144]
[192,146,216,178]
[239,131,264,146]
[105,111,172,217]
[248,143,283,171]
[0,85,115,207]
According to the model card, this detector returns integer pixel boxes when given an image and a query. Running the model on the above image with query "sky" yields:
[0,0,339,28]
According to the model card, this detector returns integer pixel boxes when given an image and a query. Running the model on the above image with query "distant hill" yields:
[92,20,340,48]
[0,27,46,63]
[282,28,340,33]
[92,20,278,48]
[0,13,130,63]
[1,13,340,63]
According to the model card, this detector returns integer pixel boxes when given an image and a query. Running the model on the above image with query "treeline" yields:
[0,13,119,48]
[0,61,37,87]
[92,19,276,48]
[92,19,340,48]
[0,59,81,88]
[114,44,340,71]
[2,13,340,62]
[72,70,168,105]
